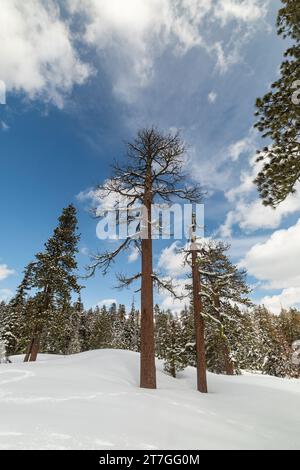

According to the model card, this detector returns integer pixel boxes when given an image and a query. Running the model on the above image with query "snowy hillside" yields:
[0,350,299,450]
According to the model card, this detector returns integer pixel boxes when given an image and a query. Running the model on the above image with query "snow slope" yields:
[0,350,299,450]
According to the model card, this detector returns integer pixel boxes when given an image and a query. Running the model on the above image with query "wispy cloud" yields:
[0,264,14,281]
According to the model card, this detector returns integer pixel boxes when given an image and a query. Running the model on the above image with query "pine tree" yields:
[254,306,299,378]
[22,205,81,361]
[225,307,261,373]
[81,308,97,351]
[180,305,196,368]
[162,315,187,378]
[124,302,140,352]
[196,240,251,375]
[0,339,6,364]
[155,305,171,361]
[277,308,300,345]
[254,0,300,206]
[0,301,24,357]
[66,298,84,355]
[112,304,127,349]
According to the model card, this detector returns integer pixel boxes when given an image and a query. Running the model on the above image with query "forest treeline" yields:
[1,297,299,379]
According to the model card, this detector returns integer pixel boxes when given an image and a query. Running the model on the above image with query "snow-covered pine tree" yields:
[66,297,84,355]
[224,307,260,373]
[155,305,171,361]
[0,339,6,364]
[124,302,140,352]
[196,240,251,375]
[81,308,97,351]
[22,204,81,362]
[254,306,299,378]
[277,308,300,346]
[0,300,24,358]
[180,305,196,367]
[162,314,187,378]
[112,304,127,349]
[89,306,112,350]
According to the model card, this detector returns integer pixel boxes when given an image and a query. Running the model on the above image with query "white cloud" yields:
[158,242,189,277]
[227,236,268,259]
[228,135,256,162]
[240,219,300,313]
[158,277,190,314]
[0,0,91,107]
[97,298,118,308]
[240,219,300,290]
[214,0,268,24]
[0,289,14,302]
[208,91,217,104]
[221,189,300,236]
[0,264,14,281]
[260,288,300,315]
[0,0,270,105]
[128,246,140,263]
[156,242,192,313]
[67,0,269,101]
[219,133,300,236]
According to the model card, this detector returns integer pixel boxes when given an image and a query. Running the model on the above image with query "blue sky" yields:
[1,0,300,313]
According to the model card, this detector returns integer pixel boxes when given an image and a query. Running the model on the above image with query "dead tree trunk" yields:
[140,185,156,389]
[192,249,208,393]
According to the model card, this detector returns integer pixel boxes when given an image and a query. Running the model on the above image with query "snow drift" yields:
[0,349,299,450]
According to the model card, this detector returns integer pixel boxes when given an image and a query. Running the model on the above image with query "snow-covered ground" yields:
[0,350,299,450]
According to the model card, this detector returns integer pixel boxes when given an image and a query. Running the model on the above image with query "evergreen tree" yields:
[196,240,251,375]
[155,305,171,361]
[0,301,24,357]
[112,304,127,349]
[254,0,300,206]
[124,303,140,352]
[254,306,299,378]
[277,308,300,345]
[162,315,187,378]
[67,298,84,355]
[22,205,81,361]
[0,339,6,364]
[81,308,97,351]
[180,305,196,367]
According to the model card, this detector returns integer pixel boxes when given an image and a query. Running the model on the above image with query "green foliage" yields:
[10,205,82,357]
[254,0,300,206]
[159,313,187,378]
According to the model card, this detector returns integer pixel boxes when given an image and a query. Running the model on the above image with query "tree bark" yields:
[223,339,234,376]
[29,334,41,362]
[140,183,156,389]
[24,337,34,363]
[213,294,234,376]
[192,250,208,393]
[26,286,51,362]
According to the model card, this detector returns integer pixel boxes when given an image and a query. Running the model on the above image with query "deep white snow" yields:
[0,350,299,450]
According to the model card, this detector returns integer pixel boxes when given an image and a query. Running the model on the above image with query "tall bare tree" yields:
[185,213,208,393]
[89,128,202,389]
